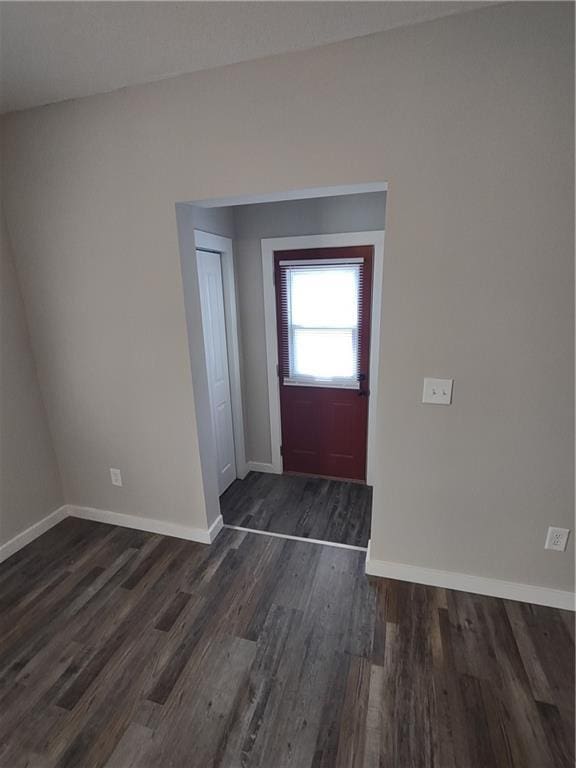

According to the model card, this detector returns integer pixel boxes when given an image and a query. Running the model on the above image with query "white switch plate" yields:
[110,468,123,487]
[545,526,570,552]
[422,378,453,405]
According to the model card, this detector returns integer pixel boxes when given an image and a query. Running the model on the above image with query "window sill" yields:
[282,378,360,390]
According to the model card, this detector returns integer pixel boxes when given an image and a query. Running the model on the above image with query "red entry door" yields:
[275,246,373,481]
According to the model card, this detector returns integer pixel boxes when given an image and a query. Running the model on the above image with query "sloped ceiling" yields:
[0,1,492,114]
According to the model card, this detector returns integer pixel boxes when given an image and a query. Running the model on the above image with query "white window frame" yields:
[281,260,362,389]
[262,230,385,485]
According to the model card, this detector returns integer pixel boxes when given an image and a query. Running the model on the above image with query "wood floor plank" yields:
[0,566,106,683]
[53,628,165,768]
[56,540,189,711]
[221,471,372,547]
[214,603,303,768]
[0,514,573,768]
[142,634,256,768]
[480,599,559,767]
[437,606,476,767]
[334,655,371,768]
[505,600,556,705]
[309,651,351,768]
[153,590,191,632]
[0,639,84,751]
[459,673,500,768]
[536,700,575,768]
[363,663,384,768]
[103,723,153,768]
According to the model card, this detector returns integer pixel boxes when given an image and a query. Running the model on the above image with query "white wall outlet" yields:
[110,468,123,487]
[544,526,570,552]
[422,377,453,405]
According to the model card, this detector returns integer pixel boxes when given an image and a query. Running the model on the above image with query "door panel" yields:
[282,394,321,465]
[275,246,373,481]
[197,250,236,494]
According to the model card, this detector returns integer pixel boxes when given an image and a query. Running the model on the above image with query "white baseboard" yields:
[236,464,249,480]
[0,505,68,564]
[4,508,572,612]
[207,514,224,543]
[68,505,221,545]
[246,461,281,474]
[365,541,575,611]
[0,503,223,564]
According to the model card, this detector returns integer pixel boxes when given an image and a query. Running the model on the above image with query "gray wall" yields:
[1,210,63,544]
[232,192,386,462]
[1,3,573,590]
[192,205,236,241]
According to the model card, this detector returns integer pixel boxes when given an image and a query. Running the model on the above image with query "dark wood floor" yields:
[0,517,574,767]
[220,472,372,547]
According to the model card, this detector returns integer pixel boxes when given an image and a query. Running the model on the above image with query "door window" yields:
[278,259,364,388]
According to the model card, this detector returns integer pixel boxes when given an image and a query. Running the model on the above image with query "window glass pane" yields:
[289,266,358,328]
[292,328,356,379]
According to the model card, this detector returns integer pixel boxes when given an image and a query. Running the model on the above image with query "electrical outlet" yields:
[545,526,569,552]
[110,468,123,487]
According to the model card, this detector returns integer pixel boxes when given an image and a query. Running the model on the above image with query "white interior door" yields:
[196,249,236,494]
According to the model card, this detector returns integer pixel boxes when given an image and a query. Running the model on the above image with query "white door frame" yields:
[195,230,247,479]
[261,230,385,485]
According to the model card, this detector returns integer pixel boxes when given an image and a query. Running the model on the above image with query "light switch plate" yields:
[422,377,453,405]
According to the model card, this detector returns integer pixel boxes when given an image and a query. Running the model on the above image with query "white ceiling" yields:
[0,1,491,114]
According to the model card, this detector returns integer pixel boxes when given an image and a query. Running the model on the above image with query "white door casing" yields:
[261,230,385,484]
[196,249,236,494]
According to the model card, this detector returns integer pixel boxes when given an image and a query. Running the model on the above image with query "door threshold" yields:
[282,470,368,485]
[223,524,367,552]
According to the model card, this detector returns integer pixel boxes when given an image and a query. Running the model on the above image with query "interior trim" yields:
[224,524,368,551]
[365,540,576,611]
[0,505,68,563]
[261,230,385,483]
[194,230,248,481]
[69,505,223,545]
[245,461,280,474]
